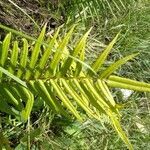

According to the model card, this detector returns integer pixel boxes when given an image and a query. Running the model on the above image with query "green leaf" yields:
[74,79,105,114]
[8,41,19,74]
[49,79,82,121]
[0,33,11,66]
[96,80,121,117]
[48,25,76,76]
[97,80,116,106]
[3,87,19,107]
[0,33,11,77]
[0,25,148,150]
[0,94,15,114]
[83,79,132,149]
[88,32,120,75]
[107,75,150,92]
[100,53,138,78]
[25,24,47,80]
[0,67,27,87]
[61,79,98,119]
[109,114,133,150]
[0,24,96,75]
[35,27,61,78]
[60,28,92,76]
[74,37,86,76]
[17,38,29,78]
[20,87,34,122]
[34,80,58,112]
[44,82,70,118]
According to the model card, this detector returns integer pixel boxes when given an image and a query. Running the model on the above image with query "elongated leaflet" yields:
[97,80,116,106]
[35,27,61,78]
[0,33,11,77]
[17,39,28,78]
[107,79,150,92]
[49,25,76,76]
[100,53,138,79]
[0,67,27,87]
[8,41,19,74]
[20,87,34,122]
[60,28,92,76]
[25,24,47,80]
[61,79,99,119]
[108,75,150,91]
[49,79,82,120]
[88,32,120,75]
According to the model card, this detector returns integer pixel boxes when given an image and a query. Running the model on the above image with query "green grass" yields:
[1,95,150,149]
[101,1,150,81]
[29,93,149,150]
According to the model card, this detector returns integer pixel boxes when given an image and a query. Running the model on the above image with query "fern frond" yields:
[0,24,150,150]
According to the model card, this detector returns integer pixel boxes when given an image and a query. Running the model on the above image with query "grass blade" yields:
[8,0,40,30]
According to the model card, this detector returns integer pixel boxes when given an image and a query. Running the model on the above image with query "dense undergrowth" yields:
[0,0,150,149]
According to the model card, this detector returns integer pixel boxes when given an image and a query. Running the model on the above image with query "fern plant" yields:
[0,24,150,150]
